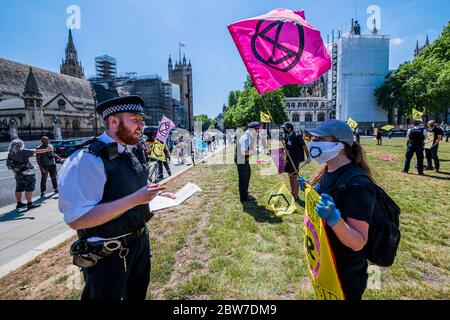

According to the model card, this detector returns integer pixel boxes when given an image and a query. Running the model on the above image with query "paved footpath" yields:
[0,143,225,278]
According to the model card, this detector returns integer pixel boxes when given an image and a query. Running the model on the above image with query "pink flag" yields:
[156,115,176,143]
[228,8,331,94]
[270,148,286,174]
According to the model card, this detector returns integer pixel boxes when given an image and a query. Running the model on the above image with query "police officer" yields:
[58,96,174,300]
[403,120,427,175]
[281,122,311,201]
[235,122,259,203]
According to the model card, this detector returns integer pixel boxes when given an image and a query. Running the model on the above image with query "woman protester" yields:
[298,120,376,300]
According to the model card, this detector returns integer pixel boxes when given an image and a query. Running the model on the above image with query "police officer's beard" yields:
[116,121,140,145]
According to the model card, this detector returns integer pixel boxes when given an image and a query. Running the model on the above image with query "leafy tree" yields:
[193,114,212,131]
[375,22,450,121]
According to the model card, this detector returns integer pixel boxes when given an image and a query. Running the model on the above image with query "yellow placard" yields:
[150,140,166,161]
[412,108,424,121]
[260,111,272,123]
[304,184,345,300]
[382,125,395,131]
[258,182,298,217]
[347,118,358,131]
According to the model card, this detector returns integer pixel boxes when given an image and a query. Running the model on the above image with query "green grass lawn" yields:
[0,138,448,300]
[149,138,450,300]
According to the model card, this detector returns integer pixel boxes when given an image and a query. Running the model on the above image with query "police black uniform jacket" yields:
[77,140,152,239]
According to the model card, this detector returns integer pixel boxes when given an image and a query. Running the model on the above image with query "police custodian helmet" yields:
[96,96,145,120]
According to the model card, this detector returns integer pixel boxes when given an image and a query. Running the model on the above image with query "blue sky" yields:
[0,0,448,118]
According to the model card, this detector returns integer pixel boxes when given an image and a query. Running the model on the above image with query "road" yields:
[0,158,61,207]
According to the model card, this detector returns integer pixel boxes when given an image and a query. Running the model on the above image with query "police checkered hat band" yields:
[96,96,145,120]
[101,103,144,119]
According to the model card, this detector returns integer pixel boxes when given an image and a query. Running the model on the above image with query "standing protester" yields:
[58,96,175,300]
[298,120,376,300]
[7,139,52,210]
[376,127,383,146]
[157,143,172,181]
[445,125,450,143]
[403,121,427,175]
[355,129,361,144]
[425,120,444,173]
[36,136,60,197]
[281,122,311,201]
[235,122,259,203]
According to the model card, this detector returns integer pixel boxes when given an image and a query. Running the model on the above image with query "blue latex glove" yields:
[315,193,341,228]
[298,176,309,192]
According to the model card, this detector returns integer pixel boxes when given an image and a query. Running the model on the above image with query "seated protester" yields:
[281,122,311,201]
[298,120,376,300]
[7,139,52,210]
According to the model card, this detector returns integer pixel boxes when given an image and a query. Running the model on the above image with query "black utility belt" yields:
[70,227,147,269]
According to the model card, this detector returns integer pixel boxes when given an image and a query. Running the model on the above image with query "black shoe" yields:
[27,203,41,210]
[40,193,45,198]
[424,167,433,171]
[16,202,26,210]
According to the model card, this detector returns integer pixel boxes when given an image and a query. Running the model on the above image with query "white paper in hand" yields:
[149,183,202,212]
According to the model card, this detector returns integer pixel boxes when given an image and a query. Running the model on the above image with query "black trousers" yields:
[40,165,57,193]
[425,144,440,170]
[157,160,171,179]
[403,146,424,174]
[81,233,151,300]
[237,163,251,202]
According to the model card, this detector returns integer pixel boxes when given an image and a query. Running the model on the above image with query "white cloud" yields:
[390,38,404,46]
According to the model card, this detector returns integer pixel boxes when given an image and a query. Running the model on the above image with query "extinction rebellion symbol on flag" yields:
[251,20,305,72]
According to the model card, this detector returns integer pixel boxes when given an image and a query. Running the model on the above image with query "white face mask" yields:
[309,141,345,164]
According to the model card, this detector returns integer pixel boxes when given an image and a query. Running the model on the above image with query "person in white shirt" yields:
[58,96,174,300]
[234,121,259,203]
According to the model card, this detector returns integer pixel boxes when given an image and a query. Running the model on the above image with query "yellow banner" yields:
[260,111,272,123]
[258,182,298,217]
[347,118,358,131]
[412,108,424,121]
[304,184,345,300]
[382,125,395,131]
[150,140,166,161]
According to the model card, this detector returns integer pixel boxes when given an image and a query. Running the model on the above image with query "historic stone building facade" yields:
[0,58,101,141]
[284,75,333,132]
[60,30,84,79]
[168,54,193,131]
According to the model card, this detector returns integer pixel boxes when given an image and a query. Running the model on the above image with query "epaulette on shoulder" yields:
[87,139,106,157]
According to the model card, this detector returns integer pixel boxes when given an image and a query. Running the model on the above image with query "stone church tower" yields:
[168,54,193,131]
[22,67,44,127]
[60,29,84,79]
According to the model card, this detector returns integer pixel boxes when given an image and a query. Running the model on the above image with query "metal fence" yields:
[0,126,97,142]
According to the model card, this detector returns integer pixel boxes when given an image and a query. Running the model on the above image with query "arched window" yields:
[309,102,314,108]
[72,120,80,131]
[303,102,307,107]
[321,102,325,107]
[292,113,300,122]
[317,113,325,122]
[314,102,319,107]
[305,113,313,122]
[297,103,302,108]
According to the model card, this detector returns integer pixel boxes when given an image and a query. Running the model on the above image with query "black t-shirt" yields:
[284,132,306,163]
[430,127,444,144]
[315,162,376,297]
